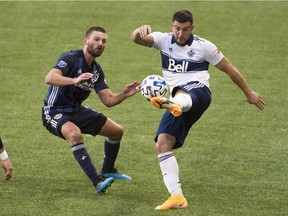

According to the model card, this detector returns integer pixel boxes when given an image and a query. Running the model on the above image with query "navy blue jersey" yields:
[43,49,109,115]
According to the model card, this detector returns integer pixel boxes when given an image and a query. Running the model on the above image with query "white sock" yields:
[171,92,192,112]
[158,152,183,196]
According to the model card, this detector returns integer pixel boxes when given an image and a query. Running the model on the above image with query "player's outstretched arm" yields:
[216,57,265,111]
[131,25,154,47]
[0,147,13,181]
[98,81,140,107]
[2,159,13,181]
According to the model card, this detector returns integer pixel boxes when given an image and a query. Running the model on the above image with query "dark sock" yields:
[102,139,120,173]
[72,143,101,186]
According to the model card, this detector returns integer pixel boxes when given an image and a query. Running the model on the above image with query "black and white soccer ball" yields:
[140,75,168,100]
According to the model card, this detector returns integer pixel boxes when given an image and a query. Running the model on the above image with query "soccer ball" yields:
[140,75,168,100]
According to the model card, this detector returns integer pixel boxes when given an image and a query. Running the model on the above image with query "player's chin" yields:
[176,39,186,46]
[92,50,103,57]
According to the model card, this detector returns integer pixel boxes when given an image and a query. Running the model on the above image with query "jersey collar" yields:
[80,49,94,68]
[171,33,194,46]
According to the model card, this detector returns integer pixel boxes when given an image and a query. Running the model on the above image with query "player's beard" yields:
[175,37,187,46]
[87,45,104,57]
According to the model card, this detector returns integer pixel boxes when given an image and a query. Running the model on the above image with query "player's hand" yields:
[123,81,141,97]
[246,91,265,111]
[138,25,152,38]
[2,159,13,181]
[74,73,93,85]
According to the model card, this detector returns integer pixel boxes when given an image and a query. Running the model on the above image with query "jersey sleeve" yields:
[151,32,168,50]
[53,52,77,76]
[202,40,224,66]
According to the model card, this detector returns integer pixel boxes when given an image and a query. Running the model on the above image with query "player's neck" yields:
[83,49,96,66]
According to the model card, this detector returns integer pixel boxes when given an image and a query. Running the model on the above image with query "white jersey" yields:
[151,32,224,91]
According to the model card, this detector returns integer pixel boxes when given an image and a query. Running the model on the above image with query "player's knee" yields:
[109,124,124,141]
[63,127,83,143]
[156,142,168,154]
[155,134,175,153]
[115,124,124,140]
[70,132,83,143]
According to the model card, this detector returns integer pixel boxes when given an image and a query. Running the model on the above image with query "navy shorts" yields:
[155,81,211,149]
[42,106,107,139]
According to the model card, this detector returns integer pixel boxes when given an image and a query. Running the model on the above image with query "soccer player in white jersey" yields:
[131,10,264,210]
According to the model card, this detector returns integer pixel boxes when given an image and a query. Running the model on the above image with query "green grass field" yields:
[0,1,287,216]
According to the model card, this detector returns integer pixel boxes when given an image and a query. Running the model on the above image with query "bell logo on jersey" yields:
[168,59,189,73]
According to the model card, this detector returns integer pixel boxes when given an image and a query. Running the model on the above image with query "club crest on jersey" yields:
[91,71,99,83]
[187,49,195,57]
[57,60,67,68]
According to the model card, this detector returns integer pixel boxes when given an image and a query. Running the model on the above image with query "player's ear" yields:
[83,38,88,45]
[191,24,194,31]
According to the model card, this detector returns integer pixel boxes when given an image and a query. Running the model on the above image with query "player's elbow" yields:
[130,29,139,42]
[45,74,53,85]
[131,36,141,45]
[102,100,120,108]
[104,103,113,108]
[130,34,136,42]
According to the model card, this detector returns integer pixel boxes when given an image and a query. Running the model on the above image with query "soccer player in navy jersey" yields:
[0,137,13,181]
[42,26,140,194]
[131,10,264,210]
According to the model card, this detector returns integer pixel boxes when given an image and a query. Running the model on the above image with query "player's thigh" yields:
[98,118,123,140]
[42,112,72,139]
[74,106,108,136]
[156,133,176,153]
[155,111,187,149]
[61,121,83,144]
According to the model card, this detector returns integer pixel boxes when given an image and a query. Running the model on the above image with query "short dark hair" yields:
[85,26,106,37]
[172,10,193,23]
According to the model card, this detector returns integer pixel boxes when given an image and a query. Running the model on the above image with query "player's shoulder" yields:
[193,34,217,49]
[55,49,81,69]
[193,34,210,43]
[57,50,82,66]
[59,49,81,59]
[151,32,175,47]
[151,31,171,39]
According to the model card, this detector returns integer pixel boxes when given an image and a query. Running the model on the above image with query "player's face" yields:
[85,31,107,57]
[171,21,193,46]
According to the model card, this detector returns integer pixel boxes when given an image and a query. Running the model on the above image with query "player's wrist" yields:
[244,90,254,98]
[0,150,8,161]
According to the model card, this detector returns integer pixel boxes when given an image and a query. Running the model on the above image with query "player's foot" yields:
[150,97,182,117]
[96,177,114,194]
[155,195,188,210]
[101,168,132,181]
